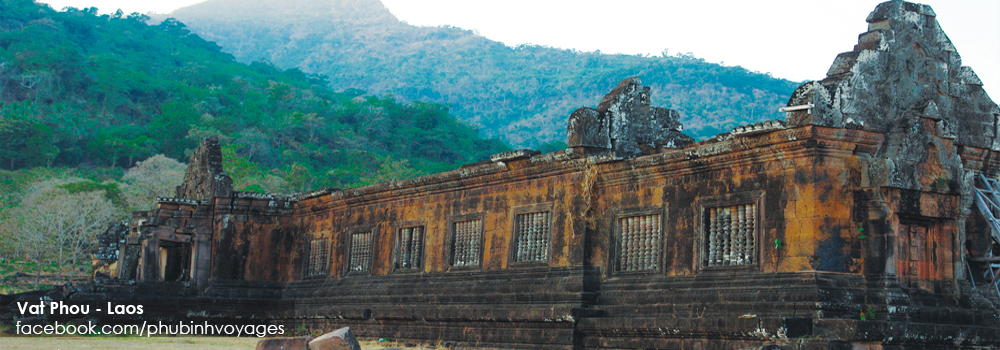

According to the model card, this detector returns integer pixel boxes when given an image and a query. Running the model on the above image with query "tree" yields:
[127,12,150,23]
[87,125,155,167]
[17,70,51,100]
[6,179,120,286]
[0,116,57,169]
[357,155,424,187]
[59,190,117,280]
[0,59,10,100]
[122,154,185,210]
[7,181,72,288]
[295,112,323,143]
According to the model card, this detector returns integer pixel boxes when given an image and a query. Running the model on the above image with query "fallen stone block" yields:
[255,336,313,350]
[308,327,361,350]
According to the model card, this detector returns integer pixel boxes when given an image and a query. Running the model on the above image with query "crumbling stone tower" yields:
[175,135,233,200]
[786,0,1000,287]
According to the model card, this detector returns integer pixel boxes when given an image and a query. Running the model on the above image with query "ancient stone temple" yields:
[30,1,1000,349]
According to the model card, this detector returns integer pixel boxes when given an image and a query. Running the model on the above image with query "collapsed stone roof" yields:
[783,0,1000,194]
[787,1,999,149]
[567,77,694,158]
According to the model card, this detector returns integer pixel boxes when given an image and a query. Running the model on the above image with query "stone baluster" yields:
[641,215,650,269]
[471,220,480,265]
[629,217,638,271]
[401,228,412,268]
[709,208,718,265]
[621,217,631,271]
[731,206,740,264]
[736,205,746,264]
[540,212,550,260]
[529,213,537,261]
[745,205,754,264]
[516,215,526,262]
[645,215,654,269]
[652,215,660,269]
[723,208,730,265]
[455,222,465,265]
[535,213,542,260]
[412,227,422,268]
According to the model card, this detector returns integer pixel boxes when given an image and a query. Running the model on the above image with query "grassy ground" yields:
[0,257,91,295]
[0,336,439,349]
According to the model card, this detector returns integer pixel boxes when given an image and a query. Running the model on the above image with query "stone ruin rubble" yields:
[3,2,1000,349]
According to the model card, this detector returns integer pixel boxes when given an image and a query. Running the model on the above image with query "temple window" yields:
[451,217,482,267]
[615,212,662,272]
[512,211,551,263]
[347,230,374,274]
[705,203,757,267]
[395,226,424,271]
[305,239,329,277]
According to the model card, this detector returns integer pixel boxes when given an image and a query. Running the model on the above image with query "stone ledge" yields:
[490,149,540,162]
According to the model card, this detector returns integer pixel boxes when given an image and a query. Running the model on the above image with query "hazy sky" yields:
[36,0,1000,99]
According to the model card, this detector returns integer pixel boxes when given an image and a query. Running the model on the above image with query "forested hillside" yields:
[0,0,509,288]
[169,0,802,146]
[0,0,507,191]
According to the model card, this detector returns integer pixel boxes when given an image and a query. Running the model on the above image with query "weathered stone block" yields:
[308,327,361,350]
[567,77,692,157]
[567,107,609,149]
[255,336,312,350]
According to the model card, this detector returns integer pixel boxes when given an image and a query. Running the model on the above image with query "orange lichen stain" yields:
[785,218,819,260]
[778,257,813,272]
[795,186,818,219]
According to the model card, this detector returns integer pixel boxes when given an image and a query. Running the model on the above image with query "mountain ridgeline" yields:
[168,0,802,147]
[0,0,508,192]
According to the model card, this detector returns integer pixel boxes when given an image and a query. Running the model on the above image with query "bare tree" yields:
[122,154,185,210]
[63,191,118,280]
[7,180,120,287]
[18,71,51,100]
[8,184,69,288]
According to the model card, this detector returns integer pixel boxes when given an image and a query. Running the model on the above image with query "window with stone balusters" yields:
[512,211,551,263]
[395,226,424,271]
[705,203,756,267]
[451,218,482,267]
[305,239,329,277]
[615,213,662,272]
[347,230,374,274]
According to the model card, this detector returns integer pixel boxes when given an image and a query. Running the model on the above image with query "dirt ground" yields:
[0,336,440,350]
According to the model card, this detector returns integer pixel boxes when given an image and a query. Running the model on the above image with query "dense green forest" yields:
[169,0,802,146]
[0,0,508,191]
[0,0,510,288]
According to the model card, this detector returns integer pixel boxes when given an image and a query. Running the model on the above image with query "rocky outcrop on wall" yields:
[567,77,693,158]
[175,135,233,200]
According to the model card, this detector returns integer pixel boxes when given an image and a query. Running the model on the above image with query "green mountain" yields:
[169,0,801,146]
[0,0,508,192]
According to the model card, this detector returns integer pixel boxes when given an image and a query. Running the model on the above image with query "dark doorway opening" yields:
[158,241,191,282]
